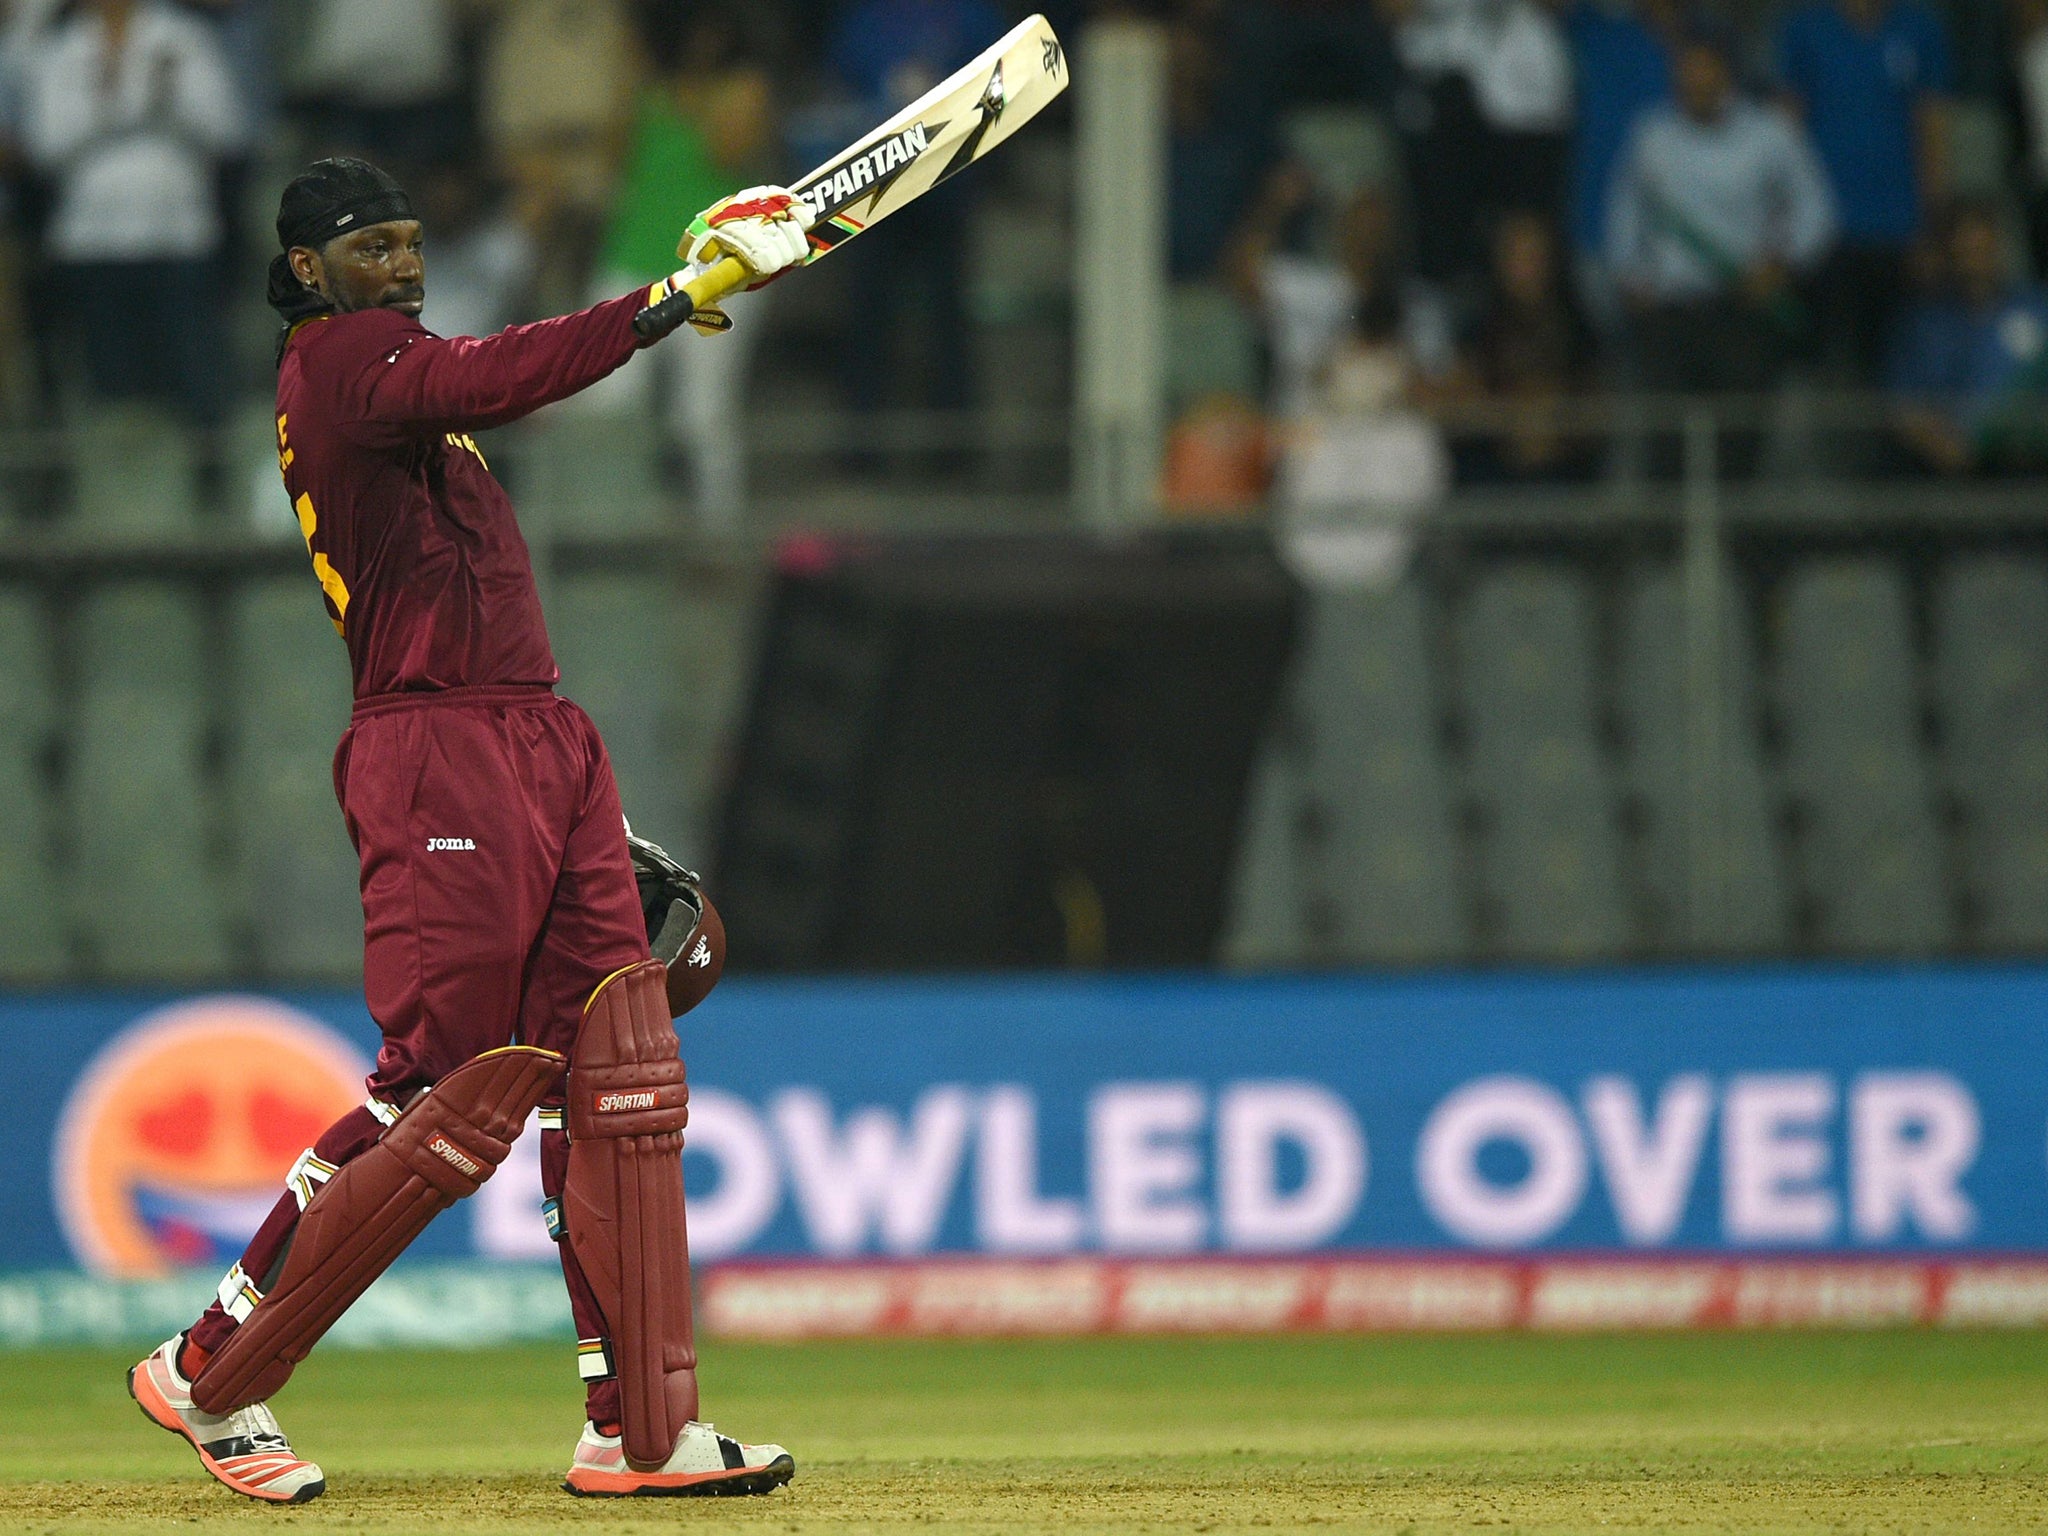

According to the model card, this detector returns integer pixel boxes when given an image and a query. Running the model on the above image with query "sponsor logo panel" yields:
[51,999,369,1278]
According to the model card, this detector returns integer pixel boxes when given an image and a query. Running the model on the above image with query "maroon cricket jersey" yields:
[274,293,646,698]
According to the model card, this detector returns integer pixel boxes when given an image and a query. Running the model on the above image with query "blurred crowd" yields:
[1159,0,2048,520]
[0,0,1052,512]
[0,0,2045,520]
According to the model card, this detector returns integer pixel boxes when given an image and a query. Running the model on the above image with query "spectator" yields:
[183,0,277,314]
[1889,201,2048,474]
[481,0,639,311]
[1228,167,1450,580]
[1453,210,1598,481]
[574,11,776,519]
[291,0,466,164]
[828,0,1003,422]
[413,164,536,343]
[1393,0,1574,289]
[1778,0,1953,383]
[1228,167,1457,418]
[18,0,242,427]
[0,0,64,424]
[1169,16,1275,282]
[1562,0,1676,332]
[1271,283,1452,586]
[1215,0,1407,124]
[1607,25,1837,405]
[2007,0,2048,277]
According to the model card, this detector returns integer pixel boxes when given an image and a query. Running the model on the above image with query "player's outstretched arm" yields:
[344,188,808,438]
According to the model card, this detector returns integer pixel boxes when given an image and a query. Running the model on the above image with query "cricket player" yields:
[125,157,809,1503]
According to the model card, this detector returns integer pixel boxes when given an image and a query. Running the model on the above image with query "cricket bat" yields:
[631,13,1069,341]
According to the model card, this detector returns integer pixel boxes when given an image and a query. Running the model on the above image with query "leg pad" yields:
[562,960,699,1470]
[189,1044,562,1414]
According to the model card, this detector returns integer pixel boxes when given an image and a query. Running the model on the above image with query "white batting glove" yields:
[682,186,813,290]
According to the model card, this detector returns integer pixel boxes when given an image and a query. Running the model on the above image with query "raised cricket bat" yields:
[631,13,1069,340]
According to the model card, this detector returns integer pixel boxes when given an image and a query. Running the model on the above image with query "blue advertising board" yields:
[6,966,2046,1283]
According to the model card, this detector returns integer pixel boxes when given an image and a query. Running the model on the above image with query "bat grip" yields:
[631,256,750,341]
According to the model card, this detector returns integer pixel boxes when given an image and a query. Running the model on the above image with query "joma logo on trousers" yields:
[425,838,476,852]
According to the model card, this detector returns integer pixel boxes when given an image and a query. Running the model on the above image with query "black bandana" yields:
[266,158,416,358]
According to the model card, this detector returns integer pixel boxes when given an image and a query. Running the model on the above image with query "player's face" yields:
[313,220,426,317]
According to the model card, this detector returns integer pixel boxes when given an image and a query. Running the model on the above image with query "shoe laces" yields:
[225,1404,292,1455]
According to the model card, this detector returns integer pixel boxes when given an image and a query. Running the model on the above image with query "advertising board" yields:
[5,968,2046,1340]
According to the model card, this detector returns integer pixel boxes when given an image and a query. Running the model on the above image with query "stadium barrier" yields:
[6,967,2048,1343]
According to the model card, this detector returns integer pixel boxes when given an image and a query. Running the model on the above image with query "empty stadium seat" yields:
[1934,555,2048,775]
[0,587,67,979]
[1792,746,1953,953]
[1295,582,1466,963]
[515,416,662,533]
[1166,283,1261,412]
[1774,559,1951,954]
[1219,733,1311,968]
[72,582,229,979]
[227,577,360,978]
[550,570,691,851]
[1774,558,1920,746]
[1615,564,1789,953]
[69,403,197,533]
[1456,563,1629,960]
[1932,555,2048,950]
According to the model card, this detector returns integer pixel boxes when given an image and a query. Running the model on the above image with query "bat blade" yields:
[633,14,1068,339]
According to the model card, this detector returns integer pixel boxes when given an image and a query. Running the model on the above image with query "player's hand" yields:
[683,186,813,290]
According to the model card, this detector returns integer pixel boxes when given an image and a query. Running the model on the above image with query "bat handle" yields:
[631,256,751,341]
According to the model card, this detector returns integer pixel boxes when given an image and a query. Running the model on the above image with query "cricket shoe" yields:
[563,1420,796,1497]
[127,1336,325,1504]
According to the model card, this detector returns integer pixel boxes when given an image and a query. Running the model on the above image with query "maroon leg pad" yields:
[189,1045,562,1415]
[186,1106,390,1359]
[563,960,698,1470]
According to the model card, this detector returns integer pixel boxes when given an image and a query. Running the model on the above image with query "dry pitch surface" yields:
[0,1333,2044,1533]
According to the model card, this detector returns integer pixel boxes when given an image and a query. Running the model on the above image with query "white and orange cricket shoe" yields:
[127,1336,326,1504]
[563,1419,796,1497]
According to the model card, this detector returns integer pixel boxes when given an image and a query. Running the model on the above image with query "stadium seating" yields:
[1932,554,2048,951]
[1166,283,1261,412]
[226,577,360,978]
[1293,580,1466,963]
[71,582,230,979]
[69,404,196,533]
[1456,562,1630,960]
[0,587,67,979]
[515,416,662,533]
[1615,564,1790,953]
[1774,559,1952,954]
[549,570,691,852]
[1219,732,1309,968]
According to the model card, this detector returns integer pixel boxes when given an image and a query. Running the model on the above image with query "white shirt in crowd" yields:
[1606,99,1838,303]
[294,0,459,109]
[19,1,242,263]
[1258,255,1457,420]
[1398,0,1574,135]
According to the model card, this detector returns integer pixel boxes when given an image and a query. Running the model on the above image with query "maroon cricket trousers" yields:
[187,685,650,1428]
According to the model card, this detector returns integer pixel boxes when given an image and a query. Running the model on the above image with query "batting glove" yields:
[683,186,813,289]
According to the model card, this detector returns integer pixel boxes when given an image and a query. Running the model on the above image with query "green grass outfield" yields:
[1,1333,2045,1533]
